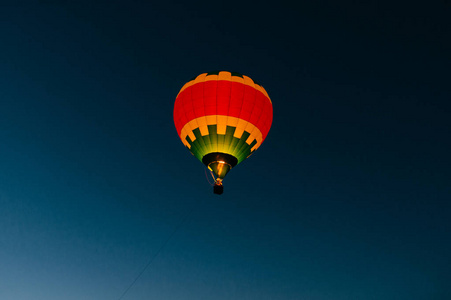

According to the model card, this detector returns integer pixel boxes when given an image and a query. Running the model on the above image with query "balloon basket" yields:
[213,182,223,195]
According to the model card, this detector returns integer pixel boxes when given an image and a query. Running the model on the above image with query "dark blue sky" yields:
[0,1,450,299]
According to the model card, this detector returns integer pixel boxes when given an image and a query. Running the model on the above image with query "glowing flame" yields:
[217,161,224,175]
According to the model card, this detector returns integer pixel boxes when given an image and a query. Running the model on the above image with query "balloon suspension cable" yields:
[205,167,224,194]
[204,167,215,186]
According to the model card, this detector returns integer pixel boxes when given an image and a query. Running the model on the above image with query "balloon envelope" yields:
[174,71,273,181]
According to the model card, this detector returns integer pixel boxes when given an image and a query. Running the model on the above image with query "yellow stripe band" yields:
[179,115,263,152]
[176,71,271,103]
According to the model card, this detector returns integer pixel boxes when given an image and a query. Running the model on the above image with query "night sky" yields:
[1,1,450,299]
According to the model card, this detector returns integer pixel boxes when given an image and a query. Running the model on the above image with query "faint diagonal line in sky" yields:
[117,200,199,300]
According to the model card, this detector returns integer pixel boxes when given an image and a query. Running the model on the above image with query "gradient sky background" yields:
[0,1,450,300]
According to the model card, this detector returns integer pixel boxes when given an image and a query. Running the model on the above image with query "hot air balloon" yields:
[173,71,273,194]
